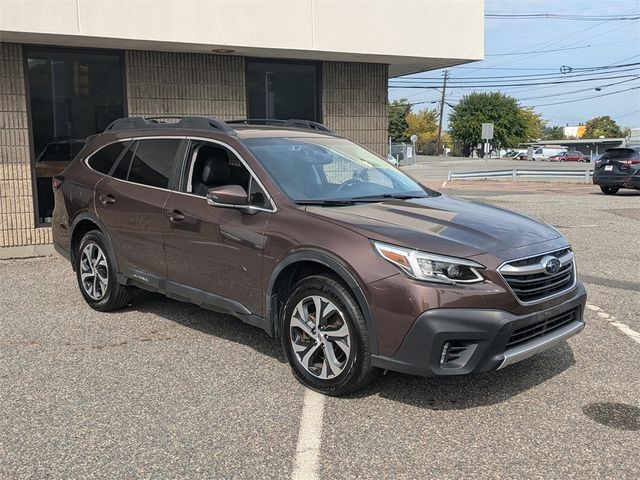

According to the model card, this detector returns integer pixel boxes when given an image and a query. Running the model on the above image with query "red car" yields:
[548,151,587,162]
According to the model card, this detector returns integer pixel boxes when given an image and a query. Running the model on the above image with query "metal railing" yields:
[447,169,594,183]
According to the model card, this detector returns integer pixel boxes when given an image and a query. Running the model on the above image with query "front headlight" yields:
[373,241,485,284]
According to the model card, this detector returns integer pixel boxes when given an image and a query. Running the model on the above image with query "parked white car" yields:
[532,147,567,161]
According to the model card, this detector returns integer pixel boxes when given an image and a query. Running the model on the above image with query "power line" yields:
[389,73,640,89]
[515,77,640,101]
[487,44,591,56]
[391,63,640,82]
[485,13,640,21]
[480,8,640,71]
[522,86,640,107]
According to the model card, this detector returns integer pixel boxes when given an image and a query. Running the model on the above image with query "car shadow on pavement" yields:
[128,291,575,409]
[130,291,287,364]
[351,342,576,410]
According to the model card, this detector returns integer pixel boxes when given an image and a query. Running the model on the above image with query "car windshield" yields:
[243,137,429,203]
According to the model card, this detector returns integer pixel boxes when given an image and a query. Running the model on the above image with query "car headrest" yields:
[201,149,230,185]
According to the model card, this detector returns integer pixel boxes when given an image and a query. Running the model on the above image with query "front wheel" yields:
[281,275,377,396]
[600,186,619,195]
[76,230,133,311]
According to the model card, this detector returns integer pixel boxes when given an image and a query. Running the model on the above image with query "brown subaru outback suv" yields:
[53,117,587,395]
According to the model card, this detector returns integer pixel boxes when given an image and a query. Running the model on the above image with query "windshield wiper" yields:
[350,193,427,201]
[295,199,356,206]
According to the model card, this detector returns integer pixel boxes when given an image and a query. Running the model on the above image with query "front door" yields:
[162,140,272,315]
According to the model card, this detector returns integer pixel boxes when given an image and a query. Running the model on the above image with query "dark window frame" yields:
[22,45,128,227]
[244,57,323,123]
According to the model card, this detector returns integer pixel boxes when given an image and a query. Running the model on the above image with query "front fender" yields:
[266,249,378,354]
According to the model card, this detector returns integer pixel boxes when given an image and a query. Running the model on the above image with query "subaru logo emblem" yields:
[543,257,561,275]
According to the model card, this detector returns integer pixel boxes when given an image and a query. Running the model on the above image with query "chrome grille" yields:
[507,308,579,349]
[498,248,576,304]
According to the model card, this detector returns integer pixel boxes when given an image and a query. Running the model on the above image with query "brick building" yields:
[0,0,483,255]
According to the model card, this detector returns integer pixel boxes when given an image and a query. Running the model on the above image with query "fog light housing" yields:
[440,342,450,365]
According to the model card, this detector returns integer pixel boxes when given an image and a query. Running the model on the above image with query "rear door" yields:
[94,137,184,283]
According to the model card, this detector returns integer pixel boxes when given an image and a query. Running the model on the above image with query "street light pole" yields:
[435,70,448,156]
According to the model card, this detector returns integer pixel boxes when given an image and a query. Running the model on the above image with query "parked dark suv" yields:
[593,146,640,194]
[53,117,587,395]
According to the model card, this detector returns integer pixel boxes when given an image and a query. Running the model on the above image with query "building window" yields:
[25,48,125,225]
[246,60,320,122]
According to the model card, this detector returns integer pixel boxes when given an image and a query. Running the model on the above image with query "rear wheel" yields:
[600,186,619,195]
[281,275,377,396]
[76,231,133,311]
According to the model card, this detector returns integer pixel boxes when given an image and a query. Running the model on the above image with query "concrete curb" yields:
[0,244,55,260]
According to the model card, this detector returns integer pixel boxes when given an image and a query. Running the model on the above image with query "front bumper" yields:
[371,282,586,377]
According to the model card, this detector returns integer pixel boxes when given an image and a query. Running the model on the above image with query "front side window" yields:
[184,141,269,209]
[243,137,428,203]
[125,139,180,188]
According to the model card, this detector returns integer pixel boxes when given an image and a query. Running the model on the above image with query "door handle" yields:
[99,194,116,205]
[168,209,185,223]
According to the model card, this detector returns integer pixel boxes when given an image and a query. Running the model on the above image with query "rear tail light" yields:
[623,160,640,166]
[52,175,64,189]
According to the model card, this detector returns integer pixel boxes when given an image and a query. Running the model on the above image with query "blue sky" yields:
[389,0,640,129]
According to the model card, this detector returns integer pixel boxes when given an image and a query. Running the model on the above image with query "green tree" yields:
[519,108,546,141]
[543,125,565,140]
[405,108,439,152]
[388,99,411,142]
[584,115,623,138]
[448,92,528,155]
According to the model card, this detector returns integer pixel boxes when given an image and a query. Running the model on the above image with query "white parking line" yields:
[586,303,640,346]
[291,388,326,480]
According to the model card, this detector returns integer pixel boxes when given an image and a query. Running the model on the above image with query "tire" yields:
[281,274,377,396]
[600,186,619,195]
[75,230,133,311]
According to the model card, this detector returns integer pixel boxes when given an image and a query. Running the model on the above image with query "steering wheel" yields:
[336,178,363,192]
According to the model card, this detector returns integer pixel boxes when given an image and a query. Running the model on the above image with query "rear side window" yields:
[87,142,130,174]
[126,139,181,188]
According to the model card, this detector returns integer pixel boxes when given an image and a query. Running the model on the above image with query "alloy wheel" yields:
[289,295,351,379]
[80,242,109,300]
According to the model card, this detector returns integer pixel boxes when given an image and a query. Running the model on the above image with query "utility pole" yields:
[435,70,448,156]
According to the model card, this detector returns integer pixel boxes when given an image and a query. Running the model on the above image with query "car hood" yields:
[306,194,562,258]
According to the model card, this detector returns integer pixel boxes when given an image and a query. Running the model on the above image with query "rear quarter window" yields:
[87,141,130,174]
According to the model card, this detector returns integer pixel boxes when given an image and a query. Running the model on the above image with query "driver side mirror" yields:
[206,185,248,208]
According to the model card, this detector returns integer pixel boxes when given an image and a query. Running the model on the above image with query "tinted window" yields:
[601,148,637,160]
[247,60,319,121]
[37,141,85,162]
[127,139,180,188]
[111,144,135,180]
[26,48,124,224]
[248,177,269,208]
[88,142,129,174]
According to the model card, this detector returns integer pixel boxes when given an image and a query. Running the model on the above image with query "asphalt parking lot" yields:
[1,181,639,479]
